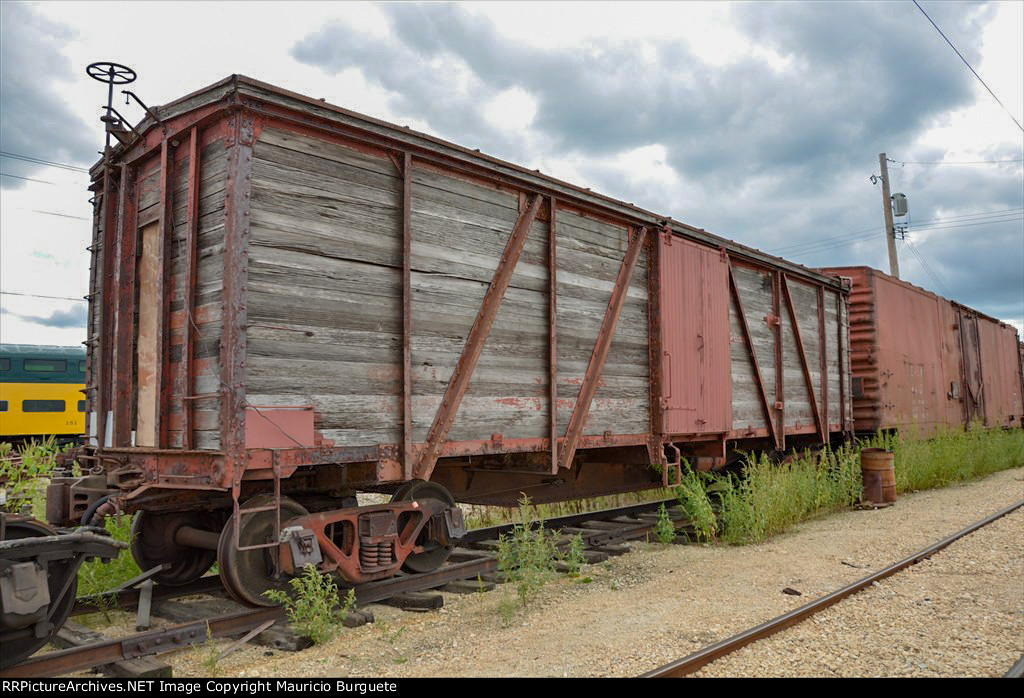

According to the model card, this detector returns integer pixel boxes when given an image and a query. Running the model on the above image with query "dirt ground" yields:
[72,467,1024,678]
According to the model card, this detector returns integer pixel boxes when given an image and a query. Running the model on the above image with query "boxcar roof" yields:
[92,74,845,289]
[821,265,1018,332]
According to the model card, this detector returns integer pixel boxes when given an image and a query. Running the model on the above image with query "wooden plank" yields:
[415,194,542,479]
[135,221,161,447]
[558,226,648,470]
[783,275,823,439]
[728,259,779,448]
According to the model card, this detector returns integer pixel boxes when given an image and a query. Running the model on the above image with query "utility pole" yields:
[878,153,900,278]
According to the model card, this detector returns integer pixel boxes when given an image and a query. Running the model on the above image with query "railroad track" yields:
[2,496,687,678]
[642,499,1024,678]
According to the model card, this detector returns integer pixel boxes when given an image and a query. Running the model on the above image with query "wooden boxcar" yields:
[68,75,851,602]
[821,266,1023,434]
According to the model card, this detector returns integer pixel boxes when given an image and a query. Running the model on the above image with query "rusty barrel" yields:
[860,448,896,504]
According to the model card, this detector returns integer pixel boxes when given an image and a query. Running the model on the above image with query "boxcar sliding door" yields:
[660,236,732,434]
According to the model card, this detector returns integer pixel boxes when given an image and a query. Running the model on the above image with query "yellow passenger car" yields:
[0,344,86,442]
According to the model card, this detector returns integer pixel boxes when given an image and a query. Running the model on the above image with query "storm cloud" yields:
[2,302,88,330]
[0,3,96,189]
[291,2,1022,326]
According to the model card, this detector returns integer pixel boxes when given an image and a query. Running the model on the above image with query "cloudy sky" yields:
[1,0,1022,347]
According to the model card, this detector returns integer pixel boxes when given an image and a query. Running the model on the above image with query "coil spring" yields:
[359,539,394,568]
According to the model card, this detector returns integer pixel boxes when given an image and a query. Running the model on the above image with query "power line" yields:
[893,159,1024,165]
[0,151,90,174]
[778,215,1021,258]
[911,0,1024,133]
[1,172,55,185]
[771,207,1024,256]
[905,240,953,297]
[1,290,86,302]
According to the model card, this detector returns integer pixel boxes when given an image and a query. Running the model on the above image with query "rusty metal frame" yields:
[93,168,118,448]
[221,111,255,474]
[773,270,785,451]
[648,227,667,443]
[727,259,780,450]
[179,126,202,449]
[782,275,825,441]
[837,292,847,430]
[154,140,174,448]
[401,152,414,479]
[414,194,542,480]
[548,196,559,475]
[111,162,138,446]
[286,498,447,583]
[818,285,829,433]
[557,225,648,471]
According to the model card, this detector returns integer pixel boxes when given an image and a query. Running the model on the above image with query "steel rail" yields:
[1005,655,1024,679]
[4,497,681,677]
[642,499,1024,678]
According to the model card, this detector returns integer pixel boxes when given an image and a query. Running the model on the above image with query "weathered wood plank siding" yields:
[246,127,403,448]
[730,266,775,431]
[244,126,650,449]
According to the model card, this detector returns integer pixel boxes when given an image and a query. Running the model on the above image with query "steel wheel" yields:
[217,495,309,607]
[390,480,456,574]
[0,519,78,669]
[130,511,219,586]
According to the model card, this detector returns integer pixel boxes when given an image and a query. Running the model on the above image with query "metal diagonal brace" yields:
[414,194,543,480]
[727,260,781,451]
[557,225,648,471]
[781,275,824,442]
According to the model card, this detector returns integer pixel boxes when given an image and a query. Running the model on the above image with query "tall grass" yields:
[678,428,1023,546]
[714,443,862,544]
[0,437,63,518]
[864,425,1024,493]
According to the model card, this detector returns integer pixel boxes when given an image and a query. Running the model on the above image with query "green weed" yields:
[77,513,143,613]
[652,503,676,545]
[263,565,355,645]
[673,469,718,542]
[561,533,586,578]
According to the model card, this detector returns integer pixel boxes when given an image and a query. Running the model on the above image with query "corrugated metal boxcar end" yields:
[819,265,1024,436]
[61,74,852,604]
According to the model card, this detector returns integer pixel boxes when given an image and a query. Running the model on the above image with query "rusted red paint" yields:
[111,163,137,446]
[244,407,316,449]
[659,235,732,435]
[822,266,1023,434]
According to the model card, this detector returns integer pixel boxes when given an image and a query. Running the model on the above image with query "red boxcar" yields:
[821,266,1023,435]
[52,75,851,603]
